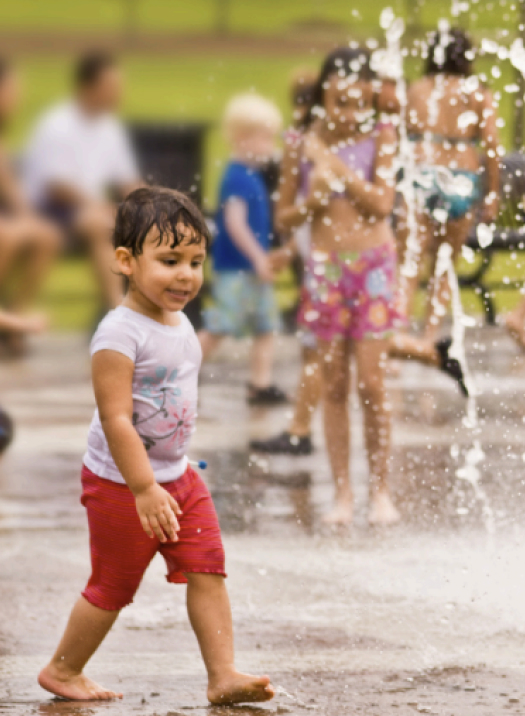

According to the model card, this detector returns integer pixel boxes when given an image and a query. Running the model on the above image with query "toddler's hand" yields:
[21,312,49,334]
[268,247,293,273]
[306,167,333,211]
[135,483,182,542]
[254,255,275,283]
[303,133,329,164]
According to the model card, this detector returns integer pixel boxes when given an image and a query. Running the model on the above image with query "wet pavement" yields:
[2,327,525,715]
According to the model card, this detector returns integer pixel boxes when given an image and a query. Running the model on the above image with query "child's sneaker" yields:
[247,384,288,406]
[249,431,313,455]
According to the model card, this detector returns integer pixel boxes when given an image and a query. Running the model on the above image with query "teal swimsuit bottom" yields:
[405,133,481,220]
[414,168,481,221]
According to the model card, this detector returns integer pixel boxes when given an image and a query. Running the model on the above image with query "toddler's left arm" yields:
[340,125,397,219]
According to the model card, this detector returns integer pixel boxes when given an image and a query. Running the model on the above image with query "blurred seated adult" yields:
[0,58,58,356]
[23,51,142,311]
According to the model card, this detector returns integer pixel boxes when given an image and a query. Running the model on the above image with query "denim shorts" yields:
[204,270,281,338]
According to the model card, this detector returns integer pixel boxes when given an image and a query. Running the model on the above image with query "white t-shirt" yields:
[83,306,201,484]
[23,100,139,206]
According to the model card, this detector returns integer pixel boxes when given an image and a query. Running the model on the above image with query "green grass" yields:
[0,0,519,34]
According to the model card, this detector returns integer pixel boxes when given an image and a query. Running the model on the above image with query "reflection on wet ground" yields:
[2,328,525,714]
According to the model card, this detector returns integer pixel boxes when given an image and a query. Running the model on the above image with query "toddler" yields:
[38,187,274,705]
[199,93,287,406]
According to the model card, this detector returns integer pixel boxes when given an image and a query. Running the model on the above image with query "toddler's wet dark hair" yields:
[114,186,210,256]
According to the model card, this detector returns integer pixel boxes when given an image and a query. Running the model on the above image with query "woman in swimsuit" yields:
[274,47,401,525]
[392,28,500,370]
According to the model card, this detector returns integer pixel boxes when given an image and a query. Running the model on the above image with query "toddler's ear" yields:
[115,247,133,276]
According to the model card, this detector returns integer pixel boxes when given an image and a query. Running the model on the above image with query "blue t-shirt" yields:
[212,161,271,272]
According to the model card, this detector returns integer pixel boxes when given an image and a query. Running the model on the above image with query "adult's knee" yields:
[38,219,62,255]
[75,207,115,245]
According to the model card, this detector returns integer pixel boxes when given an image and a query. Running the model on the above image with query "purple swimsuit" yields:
[297,127,403,341]
[299,133,377,199]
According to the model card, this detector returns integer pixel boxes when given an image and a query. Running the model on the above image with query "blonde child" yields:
[199,94,287,406]
[38,187,274,706]
[251,68,321,454]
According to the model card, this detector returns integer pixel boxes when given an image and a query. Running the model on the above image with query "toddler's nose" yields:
[177,263,194,282]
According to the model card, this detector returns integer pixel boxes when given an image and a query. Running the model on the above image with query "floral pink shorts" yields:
[297,243,402,342]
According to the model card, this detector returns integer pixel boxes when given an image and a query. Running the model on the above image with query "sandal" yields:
[435,337,468,397]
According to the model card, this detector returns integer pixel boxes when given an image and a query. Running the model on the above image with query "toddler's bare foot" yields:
[38,664,123,701]
[322,497,353,525]
[505,313,525,350]
[208,671,274,705]
[369,490,400,525]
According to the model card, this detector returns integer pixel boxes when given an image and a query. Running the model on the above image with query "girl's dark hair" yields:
[303,47,377,128]
[425,28,473,77]
[113,186,210,256]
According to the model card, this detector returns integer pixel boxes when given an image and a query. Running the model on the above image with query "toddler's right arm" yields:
[276,134,323,231]
[92,349,182,543]
[224,198,274,282]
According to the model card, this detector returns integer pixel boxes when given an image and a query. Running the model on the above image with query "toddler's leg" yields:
[38,596,122,701]
[250,332,275,388]
[186,573,274,705]
[198,330,224,361]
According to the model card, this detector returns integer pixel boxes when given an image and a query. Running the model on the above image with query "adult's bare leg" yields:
[0,218,21,291]
[505,296,525,349]
[423,213,474,344]
[355,339,399,525]
[396,206,434,325]
[8,216,61,311]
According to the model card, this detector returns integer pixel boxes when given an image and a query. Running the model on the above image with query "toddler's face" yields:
[323,76,374,134]
[127,225,206,312]
[236,127,276,164]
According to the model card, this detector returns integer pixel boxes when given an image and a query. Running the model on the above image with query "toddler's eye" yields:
[192,260,203,268]
[162,259,177,266]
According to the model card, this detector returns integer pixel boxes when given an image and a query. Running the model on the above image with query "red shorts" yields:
[80,464,226,611]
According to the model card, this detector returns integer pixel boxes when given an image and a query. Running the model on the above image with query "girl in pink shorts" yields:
[37,187,274,706]
[276,47,402,526]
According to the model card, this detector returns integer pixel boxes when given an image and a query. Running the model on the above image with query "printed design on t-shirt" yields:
[132,366,195,452]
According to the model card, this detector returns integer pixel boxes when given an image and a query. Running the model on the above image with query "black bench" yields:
[459,152,525,325]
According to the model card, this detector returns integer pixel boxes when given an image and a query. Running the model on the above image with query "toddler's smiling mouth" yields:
[166,288,191,301]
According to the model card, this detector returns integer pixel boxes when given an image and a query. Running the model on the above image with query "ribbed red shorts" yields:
[80,464,226,611]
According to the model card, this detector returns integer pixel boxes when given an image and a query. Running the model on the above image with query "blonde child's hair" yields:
[223,93,282,143]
